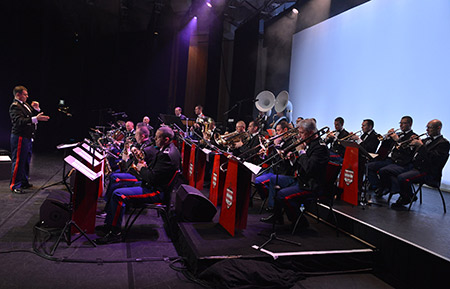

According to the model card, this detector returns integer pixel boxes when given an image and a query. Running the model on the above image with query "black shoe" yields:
[375,188,389,198]
[94,231,122,245]
[265,207,274,213]
[22,183,33,189]
[95,224,112,236]
[391,196,417,208]
[260,214,284,225]
[12,188,25,194]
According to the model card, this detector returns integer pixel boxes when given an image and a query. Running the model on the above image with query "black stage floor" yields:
[1,152,449,288]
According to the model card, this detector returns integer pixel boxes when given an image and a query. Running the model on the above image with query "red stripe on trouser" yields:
[112,200,124,227]
[10,136,23,190]
[124,191,160,199]
[115,178,138,183]
[284,191,309,219]
[405,173,427,183]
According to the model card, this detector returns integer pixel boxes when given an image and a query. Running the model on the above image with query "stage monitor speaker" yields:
[39,190,71,228]
[175,184,217,222]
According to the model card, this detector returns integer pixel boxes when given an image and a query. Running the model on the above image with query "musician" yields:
[174,107,187,120]
[367,116,417,197]
[351,119,380,154]
[270,111,288,129]
[95,126,181,244]
[295,117,304,128]
[102,126,156,210]
[349,119,380,190]
[191,105,208,140]
[141,116,154,137]
[261,119,329,227]
[125,121,135,139]
[255,120,297,211]
[9,85,50,194]
[392,120,450,208]
[195,105,205,120]
[324,117,349,162]
[235,120,261,162]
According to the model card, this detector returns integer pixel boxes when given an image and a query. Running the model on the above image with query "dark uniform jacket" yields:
[140,142,181,190]
[9,100,39,138]
[295,138,330,192]
[326,129,349,157]
[360,130,380,154]
[413,135,450,183]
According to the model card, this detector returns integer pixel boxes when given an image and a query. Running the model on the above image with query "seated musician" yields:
[125,121,135,139]
[229,120,247,154]
[234,120,261,162]
[261,119,329,227]
[174,106,187,120]
[102,126,156,211]
[95,126,181,244]
[141,116,154,137]
[324,117,349,163]
[367,116,417,197]
[348,119,380,189]
[254,120,297,212]
[393,119,450,208]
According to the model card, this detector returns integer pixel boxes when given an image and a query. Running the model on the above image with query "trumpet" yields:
[395,133,427,149]
[378,128,401,141]
[339,130,362,141]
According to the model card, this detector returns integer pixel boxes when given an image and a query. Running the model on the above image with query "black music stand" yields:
[49,144,99,255]
[254,157,301,250]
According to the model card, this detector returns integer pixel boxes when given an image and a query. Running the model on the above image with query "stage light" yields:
[292,8,299,14]
[206,1,212,8]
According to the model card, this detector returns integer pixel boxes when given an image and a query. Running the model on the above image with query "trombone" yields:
[256,126,330,175]
[339,130,362,141]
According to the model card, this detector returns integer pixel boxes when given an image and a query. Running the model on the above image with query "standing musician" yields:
[261,119,329,227]
[393,119,450,208]
[9,85,50,194]
[367,116,417,197]
[95,126,181,244]
[324,117,349,163]
[255,120,297,212]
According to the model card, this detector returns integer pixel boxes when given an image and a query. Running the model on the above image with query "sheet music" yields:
[0,155,11,161]
[73,147,101,167]
[64,155,102,181]
[81,142,105,160]
[243,161,262,175]
[57,142,79,150]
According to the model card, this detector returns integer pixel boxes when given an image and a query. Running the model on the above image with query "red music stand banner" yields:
[188,144,197,187]
[339,143,359,206]
[181,141,191,181]
[219,158,252,236]
[209,153,227,206]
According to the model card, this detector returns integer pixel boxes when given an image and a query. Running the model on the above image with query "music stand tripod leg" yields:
[256,174,301,250]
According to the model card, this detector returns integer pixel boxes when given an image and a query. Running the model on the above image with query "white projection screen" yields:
[289,0,450,188]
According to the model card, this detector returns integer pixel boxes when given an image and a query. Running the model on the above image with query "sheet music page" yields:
[73,147,101,167]
[243,161,262,175]
[64,155,102,181]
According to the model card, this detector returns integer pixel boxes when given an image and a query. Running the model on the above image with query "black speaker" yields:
[40,190,71,228]
[175,184,217,222]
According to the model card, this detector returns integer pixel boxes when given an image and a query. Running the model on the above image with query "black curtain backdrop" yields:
[0,0,178,152]
[228,16,259,129]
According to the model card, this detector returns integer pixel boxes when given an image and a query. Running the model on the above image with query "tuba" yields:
[274,90,293,124]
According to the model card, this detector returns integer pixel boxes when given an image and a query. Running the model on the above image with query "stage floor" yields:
[1,152,449,288]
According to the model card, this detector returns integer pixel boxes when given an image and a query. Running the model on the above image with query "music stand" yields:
[41,143,79,190]
[160,114,185,130]
[49,144,99,255]
[254,160,301,250]
[339,140,380,208]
